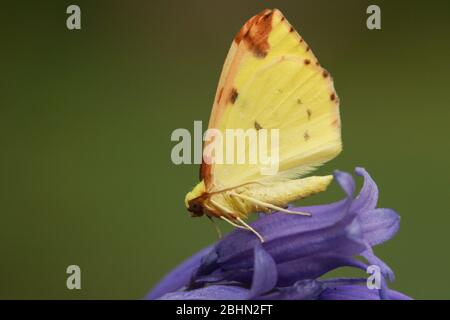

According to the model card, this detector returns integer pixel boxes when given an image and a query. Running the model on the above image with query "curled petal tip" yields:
[333,170,356,197]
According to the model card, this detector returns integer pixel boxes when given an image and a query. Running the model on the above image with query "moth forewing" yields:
[185,9,342,241]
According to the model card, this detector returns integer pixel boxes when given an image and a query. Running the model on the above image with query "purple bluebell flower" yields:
[146,168,411,300]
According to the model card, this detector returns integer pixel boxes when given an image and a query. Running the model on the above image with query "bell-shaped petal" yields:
[147,168,409,300]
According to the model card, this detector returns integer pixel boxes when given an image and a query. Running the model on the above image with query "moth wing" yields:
[201,9,342,191]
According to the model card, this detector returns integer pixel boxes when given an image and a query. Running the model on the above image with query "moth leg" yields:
[229,192,311,216]
[207,216,222,239]
[220,216,247,230]
[236,217,265,243]
[210,198,265,242]
[210,199,237,218]
[219,216,265,243]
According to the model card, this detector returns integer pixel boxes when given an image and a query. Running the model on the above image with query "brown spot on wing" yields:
[304,130,310,141]
[322,70,329,78]
[304,59,311,65]
[330,93,336,101]
[228,88,239,104]
[254,121,263,130]
[306,108,312,120]
[234,9,274,58]
[297,98,302,104]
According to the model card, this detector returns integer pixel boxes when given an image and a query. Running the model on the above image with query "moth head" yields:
[185,181,206,217]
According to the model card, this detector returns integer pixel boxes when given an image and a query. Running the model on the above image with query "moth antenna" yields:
[208,181,267,195]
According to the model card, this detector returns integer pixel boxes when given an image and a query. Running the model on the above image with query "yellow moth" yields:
[185,9,342,242]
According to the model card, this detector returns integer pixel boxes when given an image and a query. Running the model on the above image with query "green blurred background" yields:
[1,0,449,299]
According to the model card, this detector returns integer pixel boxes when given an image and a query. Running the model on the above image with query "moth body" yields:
[186,175,333,220]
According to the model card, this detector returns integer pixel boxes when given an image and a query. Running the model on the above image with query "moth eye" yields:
[188,202,203,215]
